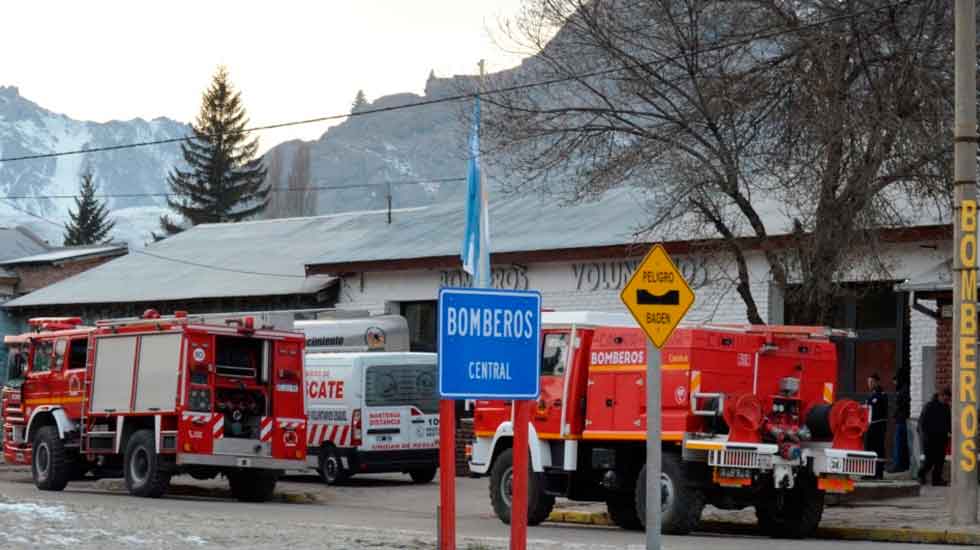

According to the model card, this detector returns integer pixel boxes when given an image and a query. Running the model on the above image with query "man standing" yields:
[865,373,888,479]
[889,374,911,473]
[917,388,952,486]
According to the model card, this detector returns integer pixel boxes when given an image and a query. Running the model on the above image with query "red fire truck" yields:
[469,312,875,538]
[1,310,307,501]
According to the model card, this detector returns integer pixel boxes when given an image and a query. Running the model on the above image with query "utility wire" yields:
[0,0,918,165]
[0,177,465,201]
[132,249,306,279]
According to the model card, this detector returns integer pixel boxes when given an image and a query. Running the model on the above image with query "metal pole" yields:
[438,399,457,549]
[951,0,979,526]
[646,339,662,548]
[511,400,530,550]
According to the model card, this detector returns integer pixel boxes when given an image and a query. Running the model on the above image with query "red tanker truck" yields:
[469,312,875,538]
[1,311,307,501]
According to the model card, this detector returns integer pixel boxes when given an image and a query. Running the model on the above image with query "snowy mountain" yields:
[260,73,481,218]
[0,70,492,246]
[0,85,188,246]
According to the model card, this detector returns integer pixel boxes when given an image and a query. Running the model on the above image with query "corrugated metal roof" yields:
[3,184,949,308]
[894,258,953,293]
[4,218,337,308]
[0,244,127,266]
[302,188,792,268]
[0,227,49,262]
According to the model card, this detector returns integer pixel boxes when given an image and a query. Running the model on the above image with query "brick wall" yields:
[936,313,952,395]
[455,418,474,476]
[10,256,120,294]
[909,308,937,417]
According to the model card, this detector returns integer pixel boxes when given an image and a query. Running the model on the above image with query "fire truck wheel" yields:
[317,445,350,485]
[488,448,556,526]
[32,425,70,491]
[606,494,643,530]
[754,474,824,539]
[124,429,171,498]
[228,470,278,502]
[636,453,705,535]
[408,467,438,484]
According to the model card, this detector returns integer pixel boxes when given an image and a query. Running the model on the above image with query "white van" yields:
[304,352,439,484]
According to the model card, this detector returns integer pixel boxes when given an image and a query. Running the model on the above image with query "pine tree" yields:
[63,171,115,246]
[160,66,268,235]
[351,89,367,113]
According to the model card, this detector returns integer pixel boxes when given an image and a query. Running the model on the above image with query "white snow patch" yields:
[0,500,69,521]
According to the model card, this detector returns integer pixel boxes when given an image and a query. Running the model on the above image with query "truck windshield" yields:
[365,363,437,414]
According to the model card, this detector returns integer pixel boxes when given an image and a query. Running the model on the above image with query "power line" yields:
[0,0,918,165]
[132,249,306,279]
[0,177,465,201]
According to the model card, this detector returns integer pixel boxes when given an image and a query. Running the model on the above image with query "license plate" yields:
[236,458,252,467]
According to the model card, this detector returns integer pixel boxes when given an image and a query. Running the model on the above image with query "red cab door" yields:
[533,330,570,438]
[23,340,55,410]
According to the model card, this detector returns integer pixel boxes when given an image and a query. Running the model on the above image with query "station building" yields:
[1,188,957,463]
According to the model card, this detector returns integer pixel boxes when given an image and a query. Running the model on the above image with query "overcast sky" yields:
[1,1,529,150]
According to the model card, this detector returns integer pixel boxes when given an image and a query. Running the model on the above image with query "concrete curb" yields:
[98,480,320,504]
[548,511,980,546]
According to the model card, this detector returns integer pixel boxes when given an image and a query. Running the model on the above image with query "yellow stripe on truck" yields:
[823,382,834,404]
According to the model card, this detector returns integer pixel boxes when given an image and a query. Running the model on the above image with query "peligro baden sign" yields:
[958,199,978,473]
[437,288,542,400]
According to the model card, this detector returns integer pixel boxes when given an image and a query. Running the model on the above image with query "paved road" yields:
[0,467,954,549]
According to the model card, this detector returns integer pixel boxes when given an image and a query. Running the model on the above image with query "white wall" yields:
[336,250,777,324]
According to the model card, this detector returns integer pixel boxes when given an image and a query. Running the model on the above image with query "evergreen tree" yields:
[160,66,268,235]
[63,171,115,246]
[351,89,367,113]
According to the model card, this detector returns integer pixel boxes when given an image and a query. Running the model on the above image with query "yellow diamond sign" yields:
[620,244,695,347]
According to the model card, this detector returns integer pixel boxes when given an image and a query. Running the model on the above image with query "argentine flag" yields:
[461,96,491,288]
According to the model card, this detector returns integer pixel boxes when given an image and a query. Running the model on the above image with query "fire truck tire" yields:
[488,448,555,526]
[636,454,705,535]
[228,470,278,502]
[606,494,643,530]
[124,429,171,498]
[754,474,824,539]
[32,426,70,491]
[408,467,438,484]
[317,445,350,485]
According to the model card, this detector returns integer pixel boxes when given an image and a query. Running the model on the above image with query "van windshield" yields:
[364,363,438,414]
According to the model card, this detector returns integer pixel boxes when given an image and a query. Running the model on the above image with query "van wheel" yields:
[124,429,171,498]
[318,445,349,485]
[488,448,555,526]
[755,474,824,538]
[636,453,704,534]
[32,426,70,491]
[409,467,437,484]
[229,469,278,502]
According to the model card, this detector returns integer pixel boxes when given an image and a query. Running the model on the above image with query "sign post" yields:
[438,288,542,550]
[952,0,979,526]
[620,244,695,549]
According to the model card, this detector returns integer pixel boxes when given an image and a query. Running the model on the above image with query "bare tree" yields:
[264,143,318,219]
[481,0,951,324]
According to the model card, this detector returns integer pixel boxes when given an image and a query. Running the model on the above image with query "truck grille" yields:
[708,448,772,470]
[827,454,876,476]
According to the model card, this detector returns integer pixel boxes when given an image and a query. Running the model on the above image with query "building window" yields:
[401,301,437,352]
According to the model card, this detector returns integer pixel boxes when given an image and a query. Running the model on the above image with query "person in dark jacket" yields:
[864,373,888,479]
[889,375,911,473]
[917,387,952,486]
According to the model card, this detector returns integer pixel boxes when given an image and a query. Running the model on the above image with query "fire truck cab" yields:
[469,312,876,538]
[1,311,308,502]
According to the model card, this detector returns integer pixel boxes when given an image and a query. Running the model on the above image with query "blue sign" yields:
[438,288,542,399]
